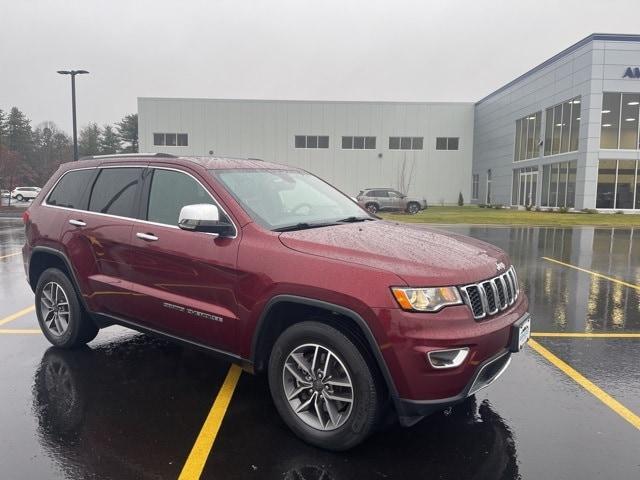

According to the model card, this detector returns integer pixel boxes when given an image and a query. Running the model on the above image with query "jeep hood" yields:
[278,221,510,286]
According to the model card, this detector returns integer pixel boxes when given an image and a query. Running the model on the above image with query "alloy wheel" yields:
[282,343,354,431]
[40,282,71,336]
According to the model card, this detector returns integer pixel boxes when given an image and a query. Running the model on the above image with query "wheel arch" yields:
[250,295,399,399]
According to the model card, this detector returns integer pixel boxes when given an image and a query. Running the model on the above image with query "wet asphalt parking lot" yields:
[0,218,638,480]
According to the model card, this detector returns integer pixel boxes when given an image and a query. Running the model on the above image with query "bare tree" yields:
[396,153,416,194]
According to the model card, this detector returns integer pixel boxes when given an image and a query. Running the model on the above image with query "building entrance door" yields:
[518,171,538,207]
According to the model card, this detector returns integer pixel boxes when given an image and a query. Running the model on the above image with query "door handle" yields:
[69,219,86,227]
[136,232,159,242]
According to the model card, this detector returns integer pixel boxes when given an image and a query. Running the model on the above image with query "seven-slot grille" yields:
[459,267,519,320]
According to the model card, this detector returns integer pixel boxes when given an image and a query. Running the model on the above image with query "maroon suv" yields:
[22,154,530,450]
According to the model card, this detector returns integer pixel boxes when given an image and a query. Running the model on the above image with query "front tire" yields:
[365,203,379,214]
[407,202,420,214]
[16,194,23,201]
[35,268,98,348]
[268,321,382,451]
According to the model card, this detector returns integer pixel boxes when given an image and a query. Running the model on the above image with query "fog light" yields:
[427,348,469,369]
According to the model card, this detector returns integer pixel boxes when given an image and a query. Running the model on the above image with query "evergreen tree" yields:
[100,125,122,154]
[33,122,72,182]
[6,107,34,161]
[78,123,101,156]
[0,109,7,146]
[116,113,138,153]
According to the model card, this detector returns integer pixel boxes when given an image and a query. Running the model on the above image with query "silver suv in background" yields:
[356,188,427,214]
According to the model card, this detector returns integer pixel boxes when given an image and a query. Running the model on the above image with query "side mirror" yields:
[178,204,234,237]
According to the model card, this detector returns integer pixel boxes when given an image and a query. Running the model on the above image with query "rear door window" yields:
[88,168,143,217]
[146,169,226,226]
[47,169,96,209]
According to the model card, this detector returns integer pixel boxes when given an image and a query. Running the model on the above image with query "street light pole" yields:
[57,70,89,161]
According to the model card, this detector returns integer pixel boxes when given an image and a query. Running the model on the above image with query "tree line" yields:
[0,106,138,189]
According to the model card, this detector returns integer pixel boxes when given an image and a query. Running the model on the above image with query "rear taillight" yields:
[22,210,30,224]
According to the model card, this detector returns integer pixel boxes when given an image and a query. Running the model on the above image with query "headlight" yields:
[391,286,462,312]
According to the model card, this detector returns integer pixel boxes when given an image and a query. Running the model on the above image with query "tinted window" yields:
[88,168,142,217]
[436,137,447,150]
[147,169,221,226]
[153,133,164,146]
[342,136,353,149]
[448,137,459,150]
[307,136,318,148]
[353,136,365,149]
[165,133,177,146]
[389,137,400,149]
[47,169,95,209]
[295,136,306,148]
[177,133,188,146]
[318,136,329,148]
[365,137,376,149]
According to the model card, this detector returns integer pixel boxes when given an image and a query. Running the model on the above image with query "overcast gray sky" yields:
[1,0,640,133]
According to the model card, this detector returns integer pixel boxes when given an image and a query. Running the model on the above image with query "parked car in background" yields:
[356,188,427,214]
[0,190,10,198]
[11,187,41,201]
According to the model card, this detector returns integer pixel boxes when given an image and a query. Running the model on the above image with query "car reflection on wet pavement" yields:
[0,219,639,479]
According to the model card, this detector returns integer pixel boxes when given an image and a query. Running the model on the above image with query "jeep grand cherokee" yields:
[22,154,530,450]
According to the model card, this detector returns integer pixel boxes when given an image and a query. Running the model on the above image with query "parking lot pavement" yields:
[0,218,638,479]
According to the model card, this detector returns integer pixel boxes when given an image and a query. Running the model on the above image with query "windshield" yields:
[213,169,370,230]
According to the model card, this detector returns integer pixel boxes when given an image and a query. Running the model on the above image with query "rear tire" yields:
[365,203,379,214]
[35,268,99,348]
[268,321,382,451]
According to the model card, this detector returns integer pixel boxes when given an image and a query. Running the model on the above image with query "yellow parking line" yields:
[0,329,41,334]
[532,332,640,338]
[0,252,21,260]
[0,305,35,326]
[178,365,242,480]
[529,339,640,430]
[542,256,640,291]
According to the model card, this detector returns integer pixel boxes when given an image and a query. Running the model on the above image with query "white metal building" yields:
[138,99,475,204]
[138,33,640,210]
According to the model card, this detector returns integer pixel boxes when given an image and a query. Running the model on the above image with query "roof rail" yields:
[79,153,177,160]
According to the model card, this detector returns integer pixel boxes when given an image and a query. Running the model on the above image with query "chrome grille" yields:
[460,267,519,320]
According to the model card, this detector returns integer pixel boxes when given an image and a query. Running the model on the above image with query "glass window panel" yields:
[615,160,636,209]
[295,135,306,148]
[596,160,617,208]
[353,136,365,149]
[570,99,580,151]
[620,94,640,149]
[412,137,423,150]
[552,105,562,154]
[519,173,525,206]
[400,137,411,150]
[531,172,538,205]
[365,137,376,149]
[389,137,400,149]
[153,133,164,146]
[526,116,535,159]
[560,102,571,153]
[544,108,553,156]
[541,165,550,206]
[177,134,188,146]
[306,135,318,148]
[557,162,568,207]
[519,120,527,160]
[88,168,142,217]
[567,161,577,208]
[448,137,459,150]
[342,136,352,149]
[533,112,541,157]
[514,119,522,161]
[147,169,217,226]
[165,133,177,146]
[473,174,479,200]
[318,136,329,148]
[436,137,447,150]
[512,170,518,205]
[46,169,95,209]
[549,163,559,206]
[600,93,621,149]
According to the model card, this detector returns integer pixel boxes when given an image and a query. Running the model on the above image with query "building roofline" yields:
[137,97,475,107]
[476,33,640,105]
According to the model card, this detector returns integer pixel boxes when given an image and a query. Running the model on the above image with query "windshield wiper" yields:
[273,222,339,232]
[336,216,375,223]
